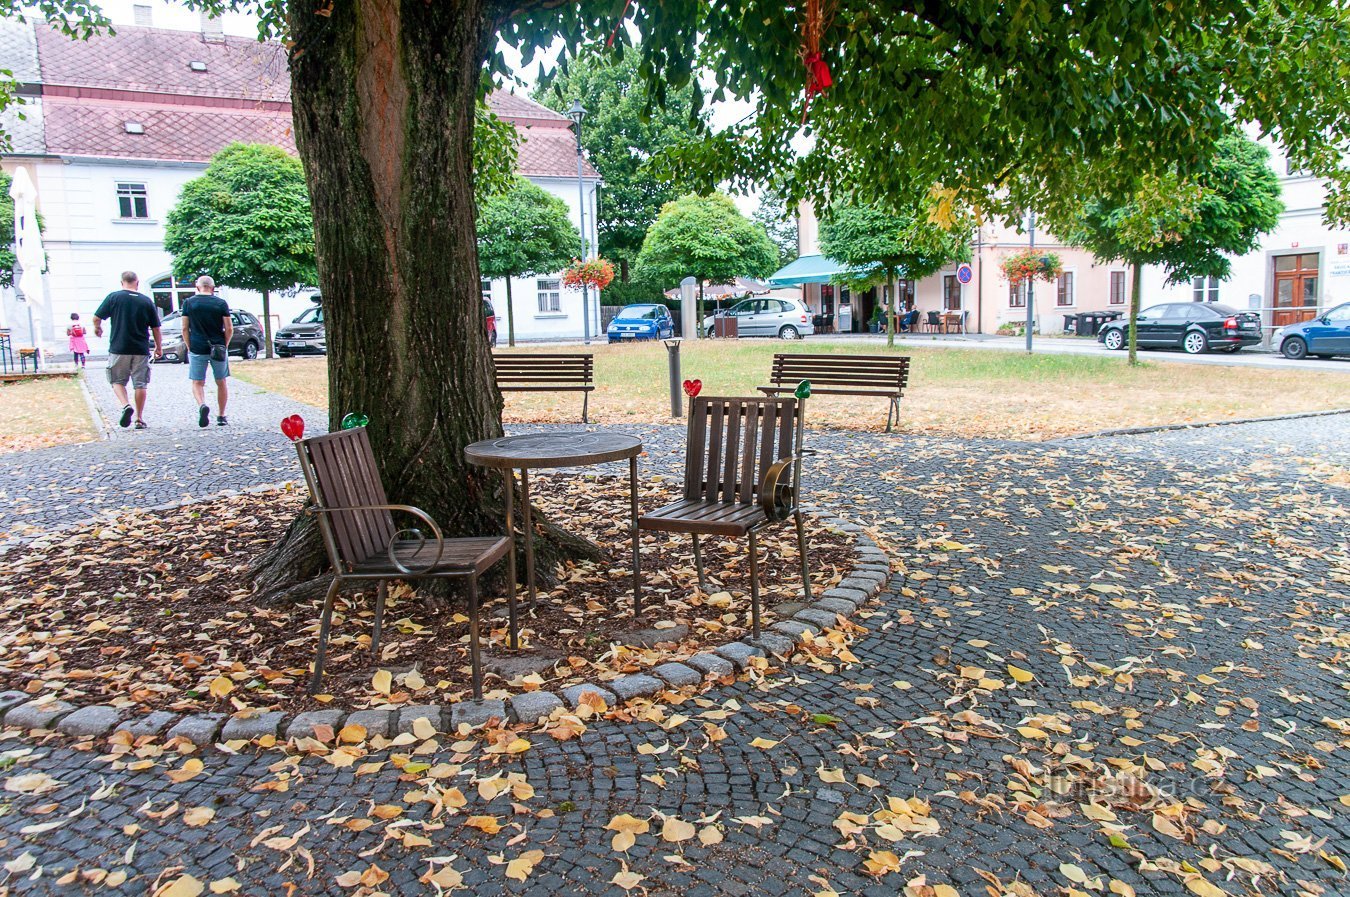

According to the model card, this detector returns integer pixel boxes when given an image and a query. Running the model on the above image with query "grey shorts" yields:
[106,353,151,389]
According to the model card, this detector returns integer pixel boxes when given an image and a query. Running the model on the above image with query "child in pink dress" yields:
[67,312,89,368]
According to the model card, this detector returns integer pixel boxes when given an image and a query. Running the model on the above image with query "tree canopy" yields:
[634,193,778,290]
[753,187,799,269]
[476,177,579,345]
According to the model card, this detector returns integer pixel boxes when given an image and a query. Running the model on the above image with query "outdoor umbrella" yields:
[9,166,46,350]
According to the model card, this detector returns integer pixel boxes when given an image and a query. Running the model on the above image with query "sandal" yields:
[134,420,148,430]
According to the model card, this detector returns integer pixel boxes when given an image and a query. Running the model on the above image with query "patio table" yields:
[465,432,644,615]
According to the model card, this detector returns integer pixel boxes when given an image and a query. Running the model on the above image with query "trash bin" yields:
[714,315,739,339]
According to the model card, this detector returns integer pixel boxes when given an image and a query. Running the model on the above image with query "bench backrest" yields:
[493,353,594,386]
[685,396,799,504]
[769,353,910,394]
[296,427,395,568]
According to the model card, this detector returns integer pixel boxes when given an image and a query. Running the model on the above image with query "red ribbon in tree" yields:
[804,51,832,98]
[800,0,835,121]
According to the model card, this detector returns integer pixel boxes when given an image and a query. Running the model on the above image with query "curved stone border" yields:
[1051,406,1350,442]
[0,506,890,749]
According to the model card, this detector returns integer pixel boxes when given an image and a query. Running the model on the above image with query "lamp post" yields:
[566,99,592,345]
[1025,210,1036,353]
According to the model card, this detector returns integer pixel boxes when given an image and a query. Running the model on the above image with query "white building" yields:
[0,4,600,354]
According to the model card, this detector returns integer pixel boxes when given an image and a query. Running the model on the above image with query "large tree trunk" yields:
[254,0,597,601]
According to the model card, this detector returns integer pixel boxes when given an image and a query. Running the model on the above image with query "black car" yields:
[275,304,326,357]
[1098,302,1262,354]
[154,310,266,363]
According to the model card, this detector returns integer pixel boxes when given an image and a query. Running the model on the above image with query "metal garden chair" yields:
[637,396,811,638]
[293,427,515,698]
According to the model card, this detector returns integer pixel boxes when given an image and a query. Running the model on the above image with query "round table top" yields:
[464,432,643,469]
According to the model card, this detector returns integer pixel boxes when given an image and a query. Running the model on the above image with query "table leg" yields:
[521,467,537,610]
[503,468,519,650]
[629,454,641,616]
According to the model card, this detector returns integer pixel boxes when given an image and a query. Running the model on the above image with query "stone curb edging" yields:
[0,506,891,750]
[1051,406,1350,442]
[75,373,112,443]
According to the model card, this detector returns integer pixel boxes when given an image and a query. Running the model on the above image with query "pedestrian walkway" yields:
[0,381,1346,896]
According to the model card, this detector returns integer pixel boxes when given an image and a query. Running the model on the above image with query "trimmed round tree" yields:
[633,193,778,331]
[164,143,317,359]
[477,177,579,347]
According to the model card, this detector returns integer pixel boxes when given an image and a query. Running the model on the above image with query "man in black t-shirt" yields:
[92,271,162,429]
[181,275,234,427]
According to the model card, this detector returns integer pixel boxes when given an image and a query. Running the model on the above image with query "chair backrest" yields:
[926,311,940,324]
[685,397,799,504]
[493,353,594,387]
[769,353,910,394]
[296,427,396,568]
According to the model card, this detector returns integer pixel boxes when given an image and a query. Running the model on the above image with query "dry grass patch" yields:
[0,375,97,454]
[234,343,1350,440]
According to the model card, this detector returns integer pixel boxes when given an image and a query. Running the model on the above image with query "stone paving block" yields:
[396,704,444,735]
[616,624,689,647]
[508,692,564,725]
[285,709,347,741]
[747,632,796,656]
[684,653,734,677]
[221,711,285,743]
[117,711,177,738]
[344,709,394,739]
[813,596,857,616]
[840,573,884,591]
[0,691,31,722]
[824,586,867,603]
[55,705,121,737]
[651,662,702,688]
[854,562,890,574]
[450,700,505,730]
[166,713,225,746]
[560,683,616,710]
[609,674,664,701]
[794,607,840,629]
[714,642,765,670]
[770,620,818,641]
[6,699,76,730]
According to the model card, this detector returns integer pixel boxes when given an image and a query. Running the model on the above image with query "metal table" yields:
[464,432,644,619]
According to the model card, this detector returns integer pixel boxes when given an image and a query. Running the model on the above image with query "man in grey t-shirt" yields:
[92,271,162,429]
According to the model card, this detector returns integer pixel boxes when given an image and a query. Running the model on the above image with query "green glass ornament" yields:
[794,379,812,399]
[341,412,370,430]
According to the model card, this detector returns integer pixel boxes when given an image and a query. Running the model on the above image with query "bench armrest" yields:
[309,503,446,575]
[759,455,798,522]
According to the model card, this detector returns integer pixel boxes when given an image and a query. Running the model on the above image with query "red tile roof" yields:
[516,123,599,180]
[42,97,295,162]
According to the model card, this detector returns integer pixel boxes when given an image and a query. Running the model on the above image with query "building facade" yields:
[0,5,600,353]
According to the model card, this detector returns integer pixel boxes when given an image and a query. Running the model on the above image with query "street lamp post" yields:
[1025,210,1036,354]
[566,99,592,345]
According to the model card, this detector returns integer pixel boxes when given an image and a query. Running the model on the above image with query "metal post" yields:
[665,338,682,417]
[680,276,698,341]
[1025,211,1036,353]
[574,116,591,346]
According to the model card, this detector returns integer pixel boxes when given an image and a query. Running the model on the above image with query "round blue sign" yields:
[956,263,973,284]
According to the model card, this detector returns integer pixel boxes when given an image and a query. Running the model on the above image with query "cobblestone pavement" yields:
[0,390,1347,895]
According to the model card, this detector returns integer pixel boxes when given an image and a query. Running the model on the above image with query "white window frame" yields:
[1191,275,1221,303]
[1009,281,1027,308]
[116,182,149,220]
[536,278,562,314]
[1109,269,1127,306]
[1055,270,1076,308]
[941,273,962,311]
[480,280,493,303]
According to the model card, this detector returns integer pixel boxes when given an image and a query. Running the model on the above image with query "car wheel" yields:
[1102,328,1125,351]
[1182,331,1209,354]
[1281,336,1308,360]
[778,325,801,340]
[243,341,259,360]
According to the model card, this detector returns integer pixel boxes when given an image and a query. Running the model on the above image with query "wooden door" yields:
[1272,253,1320,327]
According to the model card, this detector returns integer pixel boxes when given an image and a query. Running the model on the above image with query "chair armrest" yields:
[309,503,445,575]
[759,455,798,522]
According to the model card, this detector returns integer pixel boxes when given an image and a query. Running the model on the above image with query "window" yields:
[133,3,152,25]
[537,278,561,313]
[1191,275,1221,302]
[1109,271,1127,305]
[116,183,149,219]
[480,280,492,302]
[942,275,961,311]
[1009,282,1026,308]
[1056,272,1075,307]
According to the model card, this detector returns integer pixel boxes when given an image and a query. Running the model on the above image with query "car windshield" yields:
[617,305,662,320]
[294,306,323,324]
[1194,303,1240,318]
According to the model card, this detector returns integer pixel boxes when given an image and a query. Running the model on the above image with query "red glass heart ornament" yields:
[280,414,305,441]
[682,379,703,398]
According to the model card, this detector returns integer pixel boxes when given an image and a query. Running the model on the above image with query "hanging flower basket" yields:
[1000,250,1063,287]
[563,257,616,292]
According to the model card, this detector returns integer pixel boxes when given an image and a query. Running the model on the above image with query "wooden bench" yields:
[758,353,910,432]
[494,353,594,423]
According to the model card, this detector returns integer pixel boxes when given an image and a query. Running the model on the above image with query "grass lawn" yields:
[234,342,1350,440]
[0,375,98,453]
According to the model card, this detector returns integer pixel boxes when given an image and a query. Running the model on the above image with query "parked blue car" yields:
[607,304,674,342]
[1277,302,1350,359]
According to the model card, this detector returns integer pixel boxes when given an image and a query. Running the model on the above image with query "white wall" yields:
[97,0,260,37]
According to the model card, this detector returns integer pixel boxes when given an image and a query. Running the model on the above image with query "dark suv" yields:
[275,304,326,357]
[155,310,266,363]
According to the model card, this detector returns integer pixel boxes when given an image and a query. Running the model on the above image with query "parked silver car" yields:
[702,297,815,340]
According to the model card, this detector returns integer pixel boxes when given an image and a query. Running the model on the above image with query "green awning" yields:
[766,254,858,286]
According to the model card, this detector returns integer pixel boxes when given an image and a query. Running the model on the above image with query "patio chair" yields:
[925,311,942,332]
[637,396,810,638]
[293,426,514,698]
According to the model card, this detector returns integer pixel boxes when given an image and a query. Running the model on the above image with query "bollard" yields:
[664,338,682,418]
